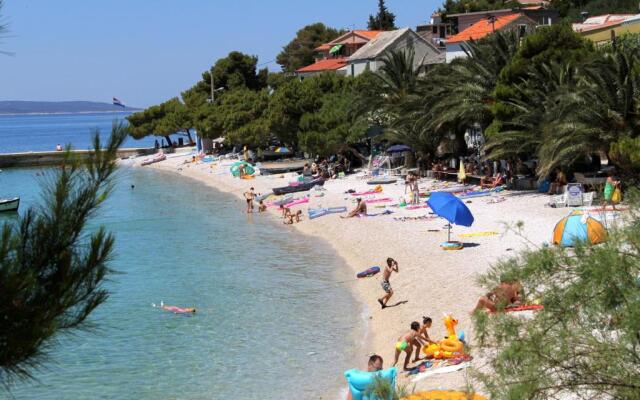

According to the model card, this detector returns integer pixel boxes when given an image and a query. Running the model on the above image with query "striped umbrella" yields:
[552,211,606,247]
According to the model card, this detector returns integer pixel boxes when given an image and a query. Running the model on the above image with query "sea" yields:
[0,112,156,153]
[0,114,364,399]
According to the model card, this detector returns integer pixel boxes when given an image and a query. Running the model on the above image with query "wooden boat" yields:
[272,179,324,195]
[0,197,20,212]
[141,153,166,166]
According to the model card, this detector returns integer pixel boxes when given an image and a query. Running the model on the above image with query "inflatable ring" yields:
[441,241,463,251]
[440,338,463,353]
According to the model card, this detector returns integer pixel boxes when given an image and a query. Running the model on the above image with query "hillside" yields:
[0,101,140,115]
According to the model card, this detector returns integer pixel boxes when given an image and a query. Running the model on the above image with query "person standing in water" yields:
[378,258,399,309]
[244,187,255,213]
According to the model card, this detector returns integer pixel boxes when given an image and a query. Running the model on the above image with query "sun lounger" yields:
[549,193,567,208]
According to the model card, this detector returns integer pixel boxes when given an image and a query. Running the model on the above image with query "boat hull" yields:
[0,197,20,212]
[273,179,324,195]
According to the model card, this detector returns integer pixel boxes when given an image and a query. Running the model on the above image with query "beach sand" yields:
[140,151,574,396]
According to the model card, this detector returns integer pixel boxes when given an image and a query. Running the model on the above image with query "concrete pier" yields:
[0,148,155,168]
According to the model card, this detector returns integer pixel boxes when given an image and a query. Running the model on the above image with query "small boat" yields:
[0,197,20,212]
[141,153,167,166]
[272,178,325,195]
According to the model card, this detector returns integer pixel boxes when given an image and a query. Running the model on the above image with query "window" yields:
[432,26,438,34]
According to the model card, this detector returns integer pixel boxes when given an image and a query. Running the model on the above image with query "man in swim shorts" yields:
[244,187,255,213]
[378,258,399,309]
[473,281,522,313]
[393,321,421,371]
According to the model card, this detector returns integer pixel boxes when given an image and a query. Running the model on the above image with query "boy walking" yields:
[378,258,399,309]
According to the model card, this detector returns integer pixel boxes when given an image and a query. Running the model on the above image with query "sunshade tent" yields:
[387,144,412,153]
[427,192,474,243]
[230,161,255,177]
[552,211,606,247]
[274,147,290,153]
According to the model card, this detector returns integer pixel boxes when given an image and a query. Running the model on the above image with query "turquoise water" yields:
[0,113,156,153]
[0,167,362,399]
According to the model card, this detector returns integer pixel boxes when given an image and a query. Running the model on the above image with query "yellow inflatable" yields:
[422,315,466,359]
[402,390,487,400]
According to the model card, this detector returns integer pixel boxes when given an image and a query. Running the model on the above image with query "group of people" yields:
[243,187,267,213]
[279,205,302,224]
[392,317,436,371]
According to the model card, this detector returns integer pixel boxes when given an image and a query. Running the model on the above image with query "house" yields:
[572,14,640,44]
[295,30,382,77]
[447,6,556,33]
[445,13,537,62]
[346,28,444,77]
[416,13,453,50]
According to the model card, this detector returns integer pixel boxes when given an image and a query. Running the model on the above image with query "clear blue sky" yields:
[1,0,441,107]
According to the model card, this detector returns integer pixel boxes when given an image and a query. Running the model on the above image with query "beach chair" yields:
[582,192,595,206]
[549,193,568,208]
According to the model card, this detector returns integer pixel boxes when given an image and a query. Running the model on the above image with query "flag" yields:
[113,97,125,107]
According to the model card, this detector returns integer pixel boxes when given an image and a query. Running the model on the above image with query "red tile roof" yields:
[353,30,383,39]
[447,13,524,43]
[314,43,332,51]
[296,57,347,73]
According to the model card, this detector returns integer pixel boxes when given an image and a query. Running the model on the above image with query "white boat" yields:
[0,197,20,212]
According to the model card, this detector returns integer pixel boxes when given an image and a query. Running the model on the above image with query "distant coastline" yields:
[0,100,140,115]
[0,110,136,117]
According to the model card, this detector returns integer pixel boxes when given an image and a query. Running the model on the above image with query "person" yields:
[342,198,367,218]
[393,322,421,371]
[603,171,620,210]
[130,184,135,190]
[377,258,399,309]
[480,167,494,189]
[258,200,267,213]
[547,168,567,195]
[55,144,62,152]
[244,187,255,213]
[346,355,384,400]
[238,163,247,178]
[302,163,312,177]
[282,207,293,224]
[311,162,319,177]
[414,316,436,362]
[473,281,522,313]
[294,209,302,223]
[154,301,196,314]
[411,173,420,204]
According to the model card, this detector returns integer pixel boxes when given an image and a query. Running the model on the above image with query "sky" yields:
[0,0,442,108]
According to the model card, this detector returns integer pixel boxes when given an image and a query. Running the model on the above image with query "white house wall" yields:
[446,43,467,63]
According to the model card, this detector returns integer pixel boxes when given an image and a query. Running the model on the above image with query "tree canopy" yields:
[0,124,126,386]
[367,0,397,31]
[276,23,344,72]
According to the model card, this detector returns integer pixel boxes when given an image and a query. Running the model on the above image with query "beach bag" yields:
[612,187,622,204]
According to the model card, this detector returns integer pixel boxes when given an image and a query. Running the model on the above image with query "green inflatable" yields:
[230,161,255,177]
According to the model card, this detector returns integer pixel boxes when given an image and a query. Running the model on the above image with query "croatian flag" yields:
[113,97,125,107]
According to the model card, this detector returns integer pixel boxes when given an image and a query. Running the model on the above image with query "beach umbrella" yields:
[552,211,606,247]
[457,162,466,183]
[230,161,255,177]
[427,192,474,245]
[274,147,290,153]
[386,144,412,153]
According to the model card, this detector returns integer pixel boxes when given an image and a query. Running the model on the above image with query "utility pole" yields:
[210,67,215,102]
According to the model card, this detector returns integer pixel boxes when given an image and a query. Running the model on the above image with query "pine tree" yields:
[367,0,397,31]
[0,123,127,387]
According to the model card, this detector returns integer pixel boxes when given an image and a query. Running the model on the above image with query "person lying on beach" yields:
[393,322,421,371]
[258,200,267,213]
[342,198,367,218]
[377,258,399,309]
[346,355,384,400]
[414,316,436,362]
[473,281,522,313]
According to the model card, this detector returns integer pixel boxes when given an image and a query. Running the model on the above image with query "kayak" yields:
[273,179,324,195]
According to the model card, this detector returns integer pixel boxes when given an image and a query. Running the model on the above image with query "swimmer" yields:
[153,301,196,314]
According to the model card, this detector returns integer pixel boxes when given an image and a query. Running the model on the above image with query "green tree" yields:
[126,98,188,146]
[367,0,397,31]
[440,0,519,15]
[276,23,344,72]
[473,192,640,399]
[0,124,126,385]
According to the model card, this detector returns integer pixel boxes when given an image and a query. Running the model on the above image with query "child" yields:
[377,258,399,309]
[393,321,421,371]
[282,207,293,224]
[294,209,302,222]
[414,316,436,362]
[258,200,267,213]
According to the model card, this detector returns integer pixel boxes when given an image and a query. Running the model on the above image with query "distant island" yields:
[0,101,140,115]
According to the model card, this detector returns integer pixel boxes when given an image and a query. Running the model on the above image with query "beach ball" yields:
[552,211,606,247]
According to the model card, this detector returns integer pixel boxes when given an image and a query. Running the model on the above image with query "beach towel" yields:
[284,197,309,208]
[410,362,471,383]
[358,210,394,218]
[405,204,429,210]
[458,231,500,238]
[364,197,393,204]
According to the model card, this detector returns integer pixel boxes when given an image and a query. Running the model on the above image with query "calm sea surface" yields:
[0,144,363,398]
[0,112,156,153]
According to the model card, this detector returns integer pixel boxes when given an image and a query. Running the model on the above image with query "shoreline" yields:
[139,152,574,395]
